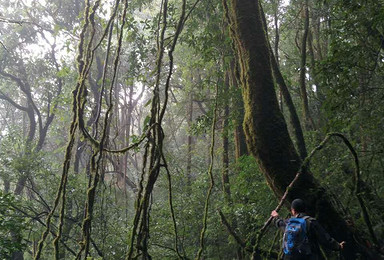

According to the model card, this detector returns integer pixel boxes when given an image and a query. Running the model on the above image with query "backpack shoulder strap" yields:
[302,216,314,233]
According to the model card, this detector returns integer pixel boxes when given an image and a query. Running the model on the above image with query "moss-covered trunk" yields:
[258,5,308,160]
[226,0,303,198]
[230,60,248,160]
[224,0,379,259]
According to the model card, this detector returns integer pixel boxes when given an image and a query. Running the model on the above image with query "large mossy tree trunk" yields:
[224,0,378,259]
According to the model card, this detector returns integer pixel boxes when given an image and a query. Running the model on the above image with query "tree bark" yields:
[222,70,232,202]
[273,0,284,112]
[229,60,248,160]
[224,0,380,258]
[269,53,308,160]
[258,5,308,160]
[272,0,280,64]
[299,0,315,130]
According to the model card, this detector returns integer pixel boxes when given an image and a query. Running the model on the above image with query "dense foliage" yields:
[0,0,383,259]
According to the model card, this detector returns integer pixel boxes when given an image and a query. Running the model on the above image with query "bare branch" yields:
[0,89,28,111]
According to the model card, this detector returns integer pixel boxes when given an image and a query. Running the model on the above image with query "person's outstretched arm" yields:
[271,210,286,230]
[311,220,345,251]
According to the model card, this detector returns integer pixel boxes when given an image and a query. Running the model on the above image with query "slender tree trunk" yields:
[222,70,231,202]
[227,59,246,260]
[314,15,324,61]
[123,84,134,191]
[4,178,10,193]
[74,138,86,174]
[270,54,308,160]
[233,121,247,160]
[299,0,315,130]
[230,61,248,160]
[186,86,194,180]
[259,4,308,160]
[273,0,284,112]
[273,0,280,64]
[308,30,326,128]
[224,0,380,258]
[14,105,35,196]
[308,31,320,95]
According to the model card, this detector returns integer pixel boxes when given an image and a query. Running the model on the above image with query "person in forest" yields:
[271,198,346,260]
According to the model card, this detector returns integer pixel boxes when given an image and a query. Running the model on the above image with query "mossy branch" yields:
[76,0,130,258]
[126,0,169,257]
[126,0,191,257]
[162,153,184,259]
[218,210,248,250]
[33,0,93,258]
[92,0,120,136]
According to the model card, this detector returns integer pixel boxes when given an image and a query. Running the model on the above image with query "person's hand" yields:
[339,241,346,250]
[271,210,279,218]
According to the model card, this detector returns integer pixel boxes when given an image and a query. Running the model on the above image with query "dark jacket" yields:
[273,213,341,260]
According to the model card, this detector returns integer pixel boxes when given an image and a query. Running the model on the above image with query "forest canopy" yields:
[0,0,383,259]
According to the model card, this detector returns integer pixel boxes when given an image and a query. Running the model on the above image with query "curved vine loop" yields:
[35,0,201,258]
[34,0,133,258]
[75,0,130,258]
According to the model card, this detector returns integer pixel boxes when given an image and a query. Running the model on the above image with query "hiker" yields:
[271,198,346,260]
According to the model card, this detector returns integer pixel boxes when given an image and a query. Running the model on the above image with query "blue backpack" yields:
[283,216,312,256]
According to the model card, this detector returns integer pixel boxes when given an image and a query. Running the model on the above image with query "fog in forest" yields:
[0,0,383,259]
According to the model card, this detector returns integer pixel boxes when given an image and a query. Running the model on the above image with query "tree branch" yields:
[0,89,28,111]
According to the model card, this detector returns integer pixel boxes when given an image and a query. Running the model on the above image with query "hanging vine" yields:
[33,0,203,258]
[33,0,94,258]
[34,0,129,258]
[195,82,219,260]
[126,0,190,258]
[75,0,130,258]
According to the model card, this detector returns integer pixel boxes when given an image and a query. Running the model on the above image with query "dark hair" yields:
[291,199,306,213]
